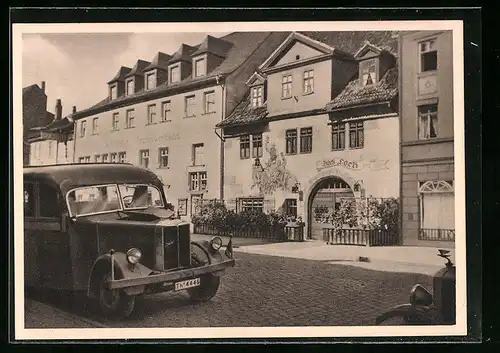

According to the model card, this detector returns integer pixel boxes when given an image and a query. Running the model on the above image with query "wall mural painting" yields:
[251,136,299,196]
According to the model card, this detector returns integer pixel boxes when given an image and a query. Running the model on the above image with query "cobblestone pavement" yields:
[26,252,433,328]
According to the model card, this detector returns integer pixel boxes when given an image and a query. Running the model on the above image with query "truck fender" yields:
[375,304,434,325]
[191,240,229,276]
[87,252,152,298]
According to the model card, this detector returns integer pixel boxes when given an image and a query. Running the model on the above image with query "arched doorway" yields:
[307,176,354,240]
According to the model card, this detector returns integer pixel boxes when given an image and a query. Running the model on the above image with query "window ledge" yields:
[124,126,136,130]
[157,166,170,170]
[285,152,298,156]
[145,122,158,126]
[349,146,364,150]
[417,70,437,78]
[331,148,346,152]
[188,189,208,194]
[202,111,217,116]
[111,129,120,132]
[281,96,292,100]
[159,120,172,123]
[183,115,196,119]
[403,137,453,146]
[299,150,312,155]
[302,91,314,96]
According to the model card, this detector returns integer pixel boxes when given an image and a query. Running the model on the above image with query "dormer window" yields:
[145,71,156,90]
[110,85,117,100]
[169,65,180,84]
[251,86,264,108]
[125,78,134,95]
[360,59,377,86]
[194,57,206,78]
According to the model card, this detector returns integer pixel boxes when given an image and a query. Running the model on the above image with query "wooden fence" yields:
[323,228,399,247]
[193,223,305,242]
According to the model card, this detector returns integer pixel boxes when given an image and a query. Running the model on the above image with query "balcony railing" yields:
[419,228,455,241]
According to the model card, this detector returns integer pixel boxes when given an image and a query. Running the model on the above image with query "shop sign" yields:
[316,158,390,172]
[104,133,181,148]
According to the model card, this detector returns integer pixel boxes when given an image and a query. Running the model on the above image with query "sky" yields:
[22,32,229,117]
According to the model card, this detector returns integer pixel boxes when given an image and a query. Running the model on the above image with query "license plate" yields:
[174,278,200,291]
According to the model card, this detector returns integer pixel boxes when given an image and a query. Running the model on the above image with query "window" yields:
[80,120,86,138]
[147,104,156,125]
[110,85,117,100]
[126,109,135,128]
[145,72,156,90]
[189,171,208,191]
[240,198,264,213]
[331,123,346,150]
[48,141,53,157]
[191,194,203,215]
[281,74,292,99]
[240,135,250,159]
[251,86,264,107]
[285,129,297,154]
[118,152,126,163]
[252,133,263,158]
[192,143,204,166]
[161,101,171,122]
[284,199,297,217]
[126,78,134,96]
[303,70,314,94]
[92,117,99,134]
[110,153,117,163]
[94,154,101,163]
[349,122,364,148]
[169,65,180,83]
[204,91,215,114]
[119,184,164,209]
[39,184,61,218]
[139,149,150,168]
[84,156,91,163]
[194,58,206,77]
[420,39,437,72]
[24,183,35,217]
[102,154,108,163]
[158,147,169,168]
[418,104,438,139]
[361,59,377,86]
[78,157,85,164]
[419,181,455,241]
[300,127,313,153]
[185,95,196,117]
[112,113,119,131]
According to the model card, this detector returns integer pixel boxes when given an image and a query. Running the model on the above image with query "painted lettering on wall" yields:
[316,158,390,172]
[104,133,181,148]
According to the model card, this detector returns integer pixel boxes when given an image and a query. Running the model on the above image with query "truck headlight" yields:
[126,248,142,264]
[409,284,433,306]
[210,236,223,251]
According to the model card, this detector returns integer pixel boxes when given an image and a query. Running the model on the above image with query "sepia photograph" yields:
[12,19,468,341]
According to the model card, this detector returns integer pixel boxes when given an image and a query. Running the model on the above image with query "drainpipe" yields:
[55,131,59,165]
[218,77,226,201]
[72,120,77,163]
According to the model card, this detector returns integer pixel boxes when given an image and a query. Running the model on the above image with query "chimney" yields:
[55,99,62,120]
[72,106,77,114]
[41,81,46,93]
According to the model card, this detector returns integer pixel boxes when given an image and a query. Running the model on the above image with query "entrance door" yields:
[308,177,354,240]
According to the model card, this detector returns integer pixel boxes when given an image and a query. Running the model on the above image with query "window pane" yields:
[24,183,35,217]
[119,184,164,209]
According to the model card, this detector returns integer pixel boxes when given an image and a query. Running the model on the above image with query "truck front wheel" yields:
[187,274,220,302]
[97,272,136,319]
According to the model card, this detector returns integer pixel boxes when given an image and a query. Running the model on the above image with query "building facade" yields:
[22,81,54,166]
[399,30,455,247]
[28,99,76,166]
[71,32,289,221]
[217,31,400,240]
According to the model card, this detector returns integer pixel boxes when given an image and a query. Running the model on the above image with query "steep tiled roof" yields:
[125,59,151,77]
[191,35,233,57]
[300,31,399,56]
[168,44,198,64]
[216,93,268,128]
[107,66,132,84]
[325,66,398,111]
[76,32,289,118]
[23,84,41,94]
[144,52,172,71]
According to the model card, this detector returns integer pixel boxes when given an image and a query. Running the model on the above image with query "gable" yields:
[272,41,327,68]
[246,72,266,87]
[356,49,380,61]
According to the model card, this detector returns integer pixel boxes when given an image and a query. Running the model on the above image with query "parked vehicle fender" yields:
[375,304,434,325]
[87,252,153,298]
[191,240,227,276]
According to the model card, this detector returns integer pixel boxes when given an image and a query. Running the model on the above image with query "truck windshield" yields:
[66,183,164,217]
